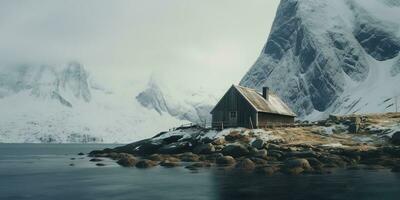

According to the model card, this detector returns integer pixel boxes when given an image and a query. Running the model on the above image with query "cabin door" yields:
[229,111,237,126]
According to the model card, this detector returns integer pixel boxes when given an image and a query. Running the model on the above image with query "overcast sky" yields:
[0,0,280,93]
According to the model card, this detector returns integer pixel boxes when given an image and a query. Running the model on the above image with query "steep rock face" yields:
[136,79,216,124]
[240,0,400,118]
[0,62,92,107]
[60,62,91,102]
[136,79,169,115]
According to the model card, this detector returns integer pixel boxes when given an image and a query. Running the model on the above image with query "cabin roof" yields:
[233,85,296,117]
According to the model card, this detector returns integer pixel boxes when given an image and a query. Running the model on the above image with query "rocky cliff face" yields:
[240,0,400,119]
[0,62,91,107]
[136,78,217,124]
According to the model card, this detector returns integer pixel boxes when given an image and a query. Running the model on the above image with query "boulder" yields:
[256,166,277,175]
[163,156,181,163]
[193,143,215,154]
[284,167,305,175]
[147,154,164,161]
[78,152,85,156]
[235,158,256,170]
[251,139,265,149]
[216,156,236,166]
[108,152,133,160]
[253,149,268,159]
[306,157,323,169]
[135,159,157,168]
[89,158,103,162]
[329,115,344,123]
[284,158,312,170]
[96,163,106,167]
[250,157,268,166]
[222,144,249,158]
[224,131,242,142]
[212,137,226,145]
[117,156,138,167]
[268,150,284,159]
[185,162,212,170]
[159,160,180,168]
[283,158,312,175]
[158,141,193,154]
[204,153,224,163]
[319,154,347,167]
[391,132,400,145]
[179,152,200,162]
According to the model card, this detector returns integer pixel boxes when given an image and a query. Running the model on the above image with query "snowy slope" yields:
[0,63,185,143]
[240,0,400,120]
[136,77,219,125]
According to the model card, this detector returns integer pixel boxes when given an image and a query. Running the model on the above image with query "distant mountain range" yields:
[0,63,185,143]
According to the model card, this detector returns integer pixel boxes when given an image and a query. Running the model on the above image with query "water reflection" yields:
[212,168,400,200]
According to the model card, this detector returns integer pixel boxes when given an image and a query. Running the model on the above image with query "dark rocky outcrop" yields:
[222,144,249,158]
[391,132,400,145]
[193,143,215,154]
[135,160,157,168]
[235,159,256,171]
[117,156,138,167]
[282,158,312,175]
[216,156,236,166]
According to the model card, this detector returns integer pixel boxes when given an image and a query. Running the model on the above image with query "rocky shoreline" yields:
[88,113,400,175]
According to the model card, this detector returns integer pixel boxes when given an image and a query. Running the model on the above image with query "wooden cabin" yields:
[211,85,296,129]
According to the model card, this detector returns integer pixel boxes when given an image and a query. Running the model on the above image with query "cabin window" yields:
[230,111,237,118]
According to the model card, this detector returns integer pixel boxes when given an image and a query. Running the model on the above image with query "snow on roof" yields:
[234,85,296,117]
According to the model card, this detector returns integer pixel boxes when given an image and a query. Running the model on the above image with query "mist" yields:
[0,0,280,94]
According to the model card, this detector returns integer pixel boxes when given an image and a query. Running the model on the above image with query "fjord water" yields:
[1,144,400,200]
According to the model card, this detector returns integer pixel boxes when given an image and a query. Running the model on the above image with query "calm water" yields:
[1,144,400,200]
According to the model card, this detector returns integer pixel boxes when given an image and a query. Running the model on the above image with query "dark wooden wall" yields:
[211,86,257,129]
[257,112,295,128]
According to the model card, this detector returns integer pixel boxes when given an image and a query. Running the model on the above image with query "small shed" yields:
[211,85,296,129]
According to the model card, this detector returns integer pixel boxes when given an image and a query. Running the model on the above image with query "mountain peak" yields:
[240,0,400,119]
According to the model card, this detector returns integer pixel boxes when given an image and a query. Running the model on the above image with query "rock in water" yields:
[179,152,200,162]
[159,160,180,168]
[117,156,138,167]
[391,132,400,145]
[89,158,102,162]
[283,158,312,175]
[235,159,256,170]
[216,156,236,166]
[135,160,157,168]
[222,144,249,158]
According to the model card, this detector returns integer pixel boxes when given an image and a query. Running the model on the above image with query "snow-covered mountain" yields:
[136,77,218,125]
[0,63,185,143]
[240,0,400,120]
